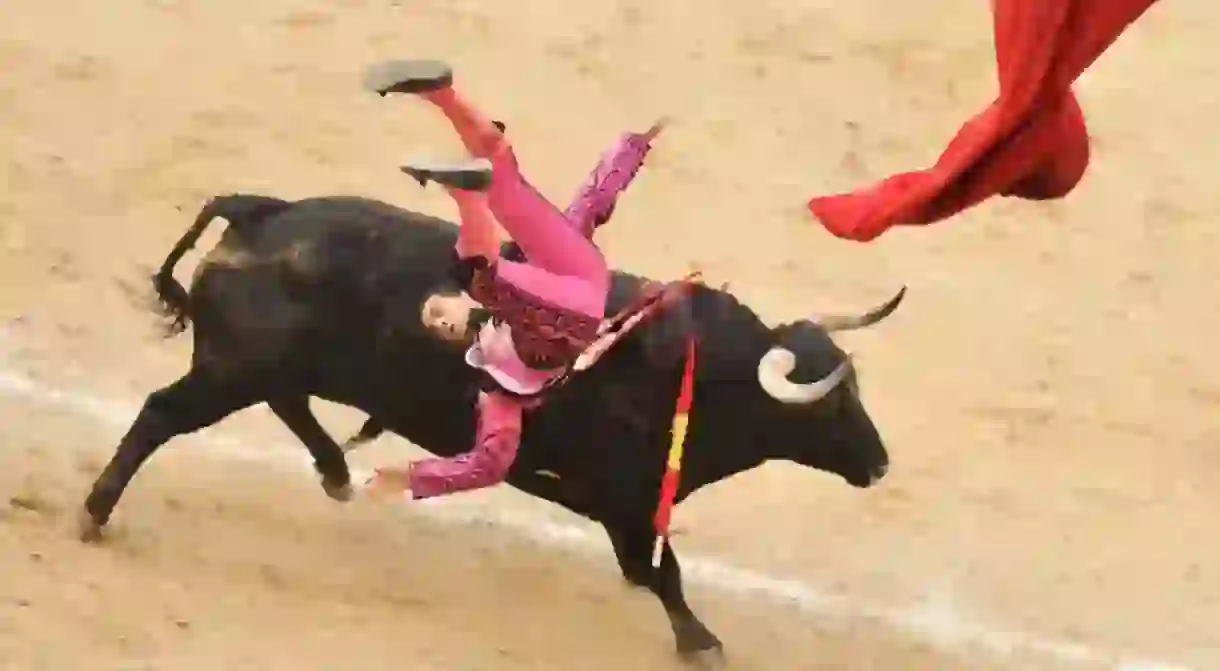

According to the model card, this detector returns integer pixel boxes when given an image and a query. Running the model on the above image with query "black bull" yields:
[80,193,905,662]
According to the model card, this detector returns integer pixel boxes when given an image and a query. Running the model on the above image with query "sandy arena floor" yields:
[2,0,1218,669]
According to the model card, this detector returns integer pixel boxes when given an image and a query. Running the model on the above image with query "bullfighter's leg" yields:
[367,59,661,242]
[367,60,611,292]
[80,368,268,542]
[267,396,354,501]
[401,159,501,263]
[604,520,725,660]
[366,390,525,500]
[402,160,607,318]
[364,59,499,158]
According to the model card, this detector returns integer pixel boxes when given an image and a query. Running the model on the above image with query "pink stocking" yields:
[449,187,501,261]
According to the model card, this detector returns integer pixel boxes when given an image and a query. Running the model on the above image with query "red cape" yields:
[808,0,1161,242]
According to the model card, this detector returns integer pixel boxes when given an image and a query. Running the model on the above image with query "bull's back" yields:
[224,196,669,316]
[252,196,458,282]
[194,196,461,312]
[191,192,764,376]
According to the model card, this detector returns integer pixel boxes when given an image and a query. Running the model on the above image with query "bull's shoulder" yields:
[607,274,766,333]
[606,275,773,378]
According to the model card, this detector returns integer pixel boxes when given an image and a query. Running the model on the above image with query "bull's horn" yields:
[757,347,853,404]
[811,286,907,333]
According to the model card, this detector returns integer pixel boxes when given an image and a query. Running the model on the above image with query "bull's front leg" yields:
[267,397,353,501]
[340,416,387,453]
[603,520,725,665]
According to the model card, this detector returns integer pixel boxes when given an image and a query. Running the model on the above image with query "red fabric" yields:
[808,0,1160,242]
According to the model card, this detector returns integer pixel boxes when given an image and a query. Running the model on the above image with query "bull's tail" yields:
[152,194,292,336]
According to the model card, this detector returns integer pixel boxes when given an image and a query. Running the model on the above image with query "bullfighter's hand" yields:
[360,466,413,503]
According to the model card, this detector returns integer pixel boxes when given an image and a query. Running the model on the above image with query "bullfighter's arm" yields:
[562,118,667,238]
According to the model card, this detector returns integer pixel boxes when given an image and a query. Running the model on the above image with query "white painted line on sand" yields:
[0,364,1196,671]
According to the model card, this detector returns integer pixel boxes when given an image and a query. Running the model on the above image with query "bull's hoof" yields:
[681,646,728,670]
[322,479,355,503]
[77,508,106,544]
[677,626,725,667]
[622,574,651,590]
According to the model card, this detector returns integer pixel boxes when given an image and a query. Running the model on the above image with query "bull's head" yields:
[757,287,905,487]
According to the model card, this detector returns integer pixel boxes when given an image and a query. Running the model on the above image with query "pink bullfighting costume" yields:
[362,59,663,500]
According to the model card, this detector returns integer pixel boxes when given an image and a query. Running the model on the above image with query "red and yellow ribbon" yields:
[652,335,697,567]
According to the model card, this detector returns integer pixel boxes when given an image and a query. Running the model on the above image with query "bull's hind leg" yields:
[603,521,725,664]
[267,397,353,501]
[80,368,266,542]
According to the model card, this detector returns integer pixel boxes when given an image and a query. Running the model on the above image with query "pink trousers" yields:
[398,84,661,500]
